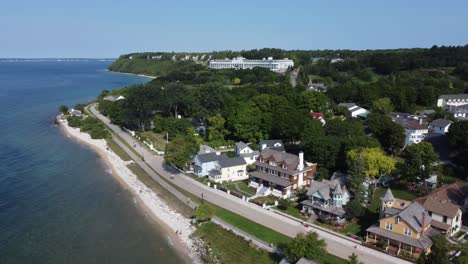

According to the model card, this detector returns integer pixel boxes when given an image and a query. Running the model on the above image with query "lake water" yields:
[0,61,186,264]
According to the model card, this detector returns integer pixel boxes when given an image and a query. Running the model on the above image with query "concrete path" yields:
[90,103,410,264]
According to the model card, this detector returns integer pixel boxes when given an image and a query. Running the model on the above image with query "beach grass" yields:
[105,138,132,161]
[193,222,280,264]
[126,163,194,218]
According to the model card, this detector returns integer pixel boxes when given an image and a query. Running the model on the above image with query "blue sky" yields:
[1,0,467,58]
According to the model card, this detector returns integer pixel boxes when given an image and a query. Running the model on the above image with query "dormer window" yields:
[269,161,276,166]
[259,158,264,163]
[396,216,401,223]
[282,164,287,169]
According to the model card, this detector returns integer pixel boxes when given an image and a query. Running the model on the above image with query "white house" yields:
[208,155,248,183]
[68,109,83,117]
[428,118,452,135]
[338,103,370,118]
[390,114,428,145]
[301,179,350,218]
[234,141,259,165]
[259,140,284,151]
[437,94,468,108]
[415,182,468,237]
[208,57,294,73]
[193,153,218,177]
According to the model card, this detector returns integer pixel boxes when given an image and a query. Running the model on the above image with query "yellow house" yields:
[366,189,433,257]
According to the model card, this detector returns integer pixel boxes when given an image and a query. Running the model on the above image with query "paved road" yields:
[90,104,409,264]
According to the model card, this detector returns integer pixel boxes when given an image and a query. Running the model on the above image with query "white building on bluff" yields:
[208,57,294,73]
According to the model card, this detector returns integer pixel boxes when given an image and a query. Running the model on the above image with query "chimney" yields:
[419,118,423,125]
[261,144,267,151]
[297,152,304,171]
[421,212,426,233]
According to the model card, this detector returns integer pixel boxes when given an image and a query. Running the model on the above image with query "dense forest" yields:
[102,45,468,177]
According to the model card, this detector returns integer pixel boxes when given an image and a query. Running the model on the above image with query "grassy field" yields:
[139,131,167,151]
[223,181,256,196]
[105,138,132,161]
[275,204,307,220]
[193,222,280,264]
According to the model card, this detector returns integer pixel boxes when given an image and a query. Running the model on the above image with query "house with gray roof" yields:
[193,152,248,182]
[301,179,350,218]
[193,152,218,177]
[259,139,284,151]
[428,118,452,134]
[338,103,370,118]
[366,189,435,258]
[249,148,317,198]
[235,141,259,164]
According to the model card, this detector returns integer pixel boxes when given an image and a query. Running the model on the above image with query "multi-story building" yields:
[301,179,350,219]
[428,118,452,135]
[248,148,317,198]
[437,94,468,120]
[389,114,428,145]
[208,57,294,73]
[193,152,248,183]
[414,182,468,237]
[366,189,434,257]
[234,141,259,165]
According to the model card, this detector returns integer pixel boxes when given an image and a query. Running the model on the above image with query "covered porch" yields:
[248,171,292,197]
[366,226,432,257]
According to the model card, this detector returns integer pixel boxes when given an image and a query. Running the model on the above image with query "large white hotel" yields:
[208,57,294,73]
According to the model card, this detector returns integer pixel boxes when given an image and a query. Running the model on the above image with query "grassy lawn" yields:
[275,204,307,220]
[193,222,280,264]
[223,181,256,197]
[139,131,167,151]
[212,206,290,247]
[105,138,132,161]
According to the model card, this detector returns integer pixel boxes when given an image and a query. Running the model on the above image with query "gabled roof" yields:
[390,114,427,130]
[235,141,250,151]
[259,148,309,173]
[196,152,218,163]
[308,112,325,120]
[414,182,468,217]
[381,188,395,202]
[397,202,432,233]
[259,140,284,151]
[198,144,216,155]
[306,179,346,199]
[217,155,246,168]
[429,118,452,128]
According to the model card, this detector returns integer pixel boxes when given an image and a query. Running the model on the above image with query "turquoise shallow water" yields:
[0,61,185,264]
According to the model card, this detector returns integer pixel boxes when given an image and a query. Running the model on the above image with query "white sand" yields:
[58,117,199,262]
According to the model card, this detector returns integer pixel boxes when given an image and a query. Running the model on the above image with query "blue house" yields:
[193,152,218,177]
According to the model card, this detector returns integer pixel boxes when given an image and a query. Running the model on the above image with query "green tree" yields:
[347,148,396,194]
[447,121,468,168]
[400,142,440,183]
[59,104,69,114]
[164,134,198,168]
[208,114,228,143]
[372,97,394,115]
[193,204,213,221]
[417,235,450,264]
[284,232,327,263]
[345,198,365,220]
[231,77,241,85]
[347,253,363,264]
[368,113,405,153]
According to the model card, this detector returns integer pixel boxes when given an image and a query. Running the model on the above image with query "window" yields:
[428,211,432,217]
[396,216,401,223]
[404,228,412,236]
[443,216,448,223]
[282,164,287,169]
[385,222,393,231]
[269,161,276,166]
[259,158,264,163]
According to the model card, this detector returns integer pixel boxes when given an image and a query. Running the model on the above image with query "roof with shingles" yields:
[249,171,292,187]
[439,94,468,100]
[306,179,346,199]
[397,202,432,233]
[258,148,313,174]
[196,152,218,163]
[381,188,395,202]
[366,225,433,249]
[429,118,453,128]
[414,182,468,217]
[217,155,246,168]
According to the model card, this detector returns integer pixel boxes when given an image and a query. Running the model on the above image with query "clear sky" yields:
[1,0,468,58]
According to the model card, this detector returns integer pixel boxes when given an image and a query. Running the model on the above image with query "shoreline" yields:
[57,116,199,263]
[106,69,157,79]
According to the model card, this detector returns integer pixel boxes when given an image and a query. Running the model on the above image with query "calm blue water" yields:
[0,61,185,264]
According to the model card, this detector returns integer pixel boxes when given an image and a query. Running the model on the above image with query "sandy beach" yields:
[107,70,157,79]
[57,116,199,263]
